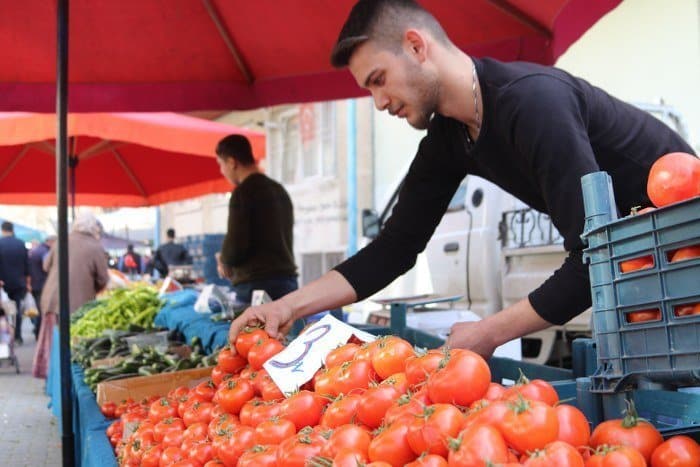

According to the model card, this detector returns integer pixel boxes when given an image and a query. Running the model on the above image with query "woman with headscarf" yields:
[32,212,110,378]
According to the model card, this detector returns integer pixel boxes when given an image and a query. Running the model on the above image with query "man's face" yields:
[348,40,439,130]
[217,156,236,185]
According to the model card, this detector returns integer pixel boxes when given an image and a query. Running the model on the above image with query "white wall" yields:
[556,0,700,150]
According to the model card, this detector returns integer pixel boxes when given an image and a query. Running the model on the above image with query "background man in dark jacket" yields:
[0,221,31,344]
[153,228,191,277]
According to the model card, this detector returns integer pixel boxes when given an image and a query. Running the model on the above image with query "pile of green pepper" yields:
[70,287,163,338]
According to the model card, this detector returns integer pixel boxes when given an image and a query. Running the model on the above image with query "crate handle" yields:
[581,172,618,239]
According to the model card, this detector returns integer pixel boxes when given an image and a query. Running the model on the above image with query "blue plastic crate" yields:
[581,172,700,393]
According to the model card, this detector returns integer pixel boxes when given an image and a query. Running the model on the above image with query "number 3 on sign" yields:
[267,324,331,372]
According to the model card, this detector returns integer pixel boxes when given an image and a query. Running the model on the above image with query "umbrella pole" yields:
[56,0,75,465]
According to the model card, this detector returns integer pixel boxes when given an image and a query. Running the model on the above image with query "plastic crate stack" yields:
[575,171,700,437]
[183,233,229,286]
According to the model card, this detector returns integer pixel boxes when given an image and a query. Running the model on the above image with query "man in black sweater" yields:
[228,0,694,355]
[215,135,298,303]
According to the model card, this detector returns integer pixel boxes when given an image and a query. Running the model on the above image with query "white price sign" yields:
[263,314,376,396]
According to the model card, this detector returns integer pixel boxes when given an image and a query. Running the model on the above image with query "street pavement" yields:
[0,316,62,466]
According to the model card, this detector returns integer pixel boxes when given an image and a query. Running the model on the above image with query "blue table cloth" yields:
[154,289,230,353]
[46,326,117,467]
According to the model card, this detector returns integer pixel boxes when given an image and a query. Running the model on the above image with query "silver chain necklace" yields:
[472,61,480,134]
[466,61,481,147]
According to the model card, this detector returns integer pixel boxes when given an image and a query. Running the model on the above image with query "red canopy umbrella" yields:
[0,2,622,464]
[0,112,263,206]
[0,0,621,112]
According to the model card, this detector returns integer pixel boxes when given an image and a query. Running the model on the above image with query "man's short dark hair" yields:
[331,0,449,68]
[1,221,13,233]
[216,134,255,166]
[166,228,176,239]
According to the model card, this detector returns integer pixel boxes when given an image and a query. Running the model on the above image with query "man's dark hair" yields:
[331,0,449,68]
[127,244,134,252]
[1,221,13,233]
[216,134,255,166]
[166,228,176,239]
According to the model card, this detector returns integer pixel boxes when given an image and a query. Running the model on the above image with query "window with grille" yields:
[267,103,336,184]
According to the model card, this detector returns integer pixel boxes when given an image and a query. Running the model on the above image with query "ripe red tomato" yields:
[139,444,163,467]
[320,424,372,458]
[647,152,700,207]
[215,426,256,467]
[216,378,255,415]
[447,423,511,466]
[217,346,247,374]
[159,446,185,466]
[405,349,444,388]
[334,359,378,395]
[238,397,263,426]
[379,372,410,395]
[384,391,428,426]
[235,326,270,358]
[627,309,662,323]
[496,398,559,454]
[404,454,448,467]
[249,400,282,427]
[331,449,370,467]
[406,404,464,457]
[237,445,278,467]
[247,338,285,370]
[371,336,415,380]
[188,440,214,466]
[357,384,401,429]
[148,397,178,423]
[258,374,285,401]
[521,441,584,466]
[153,417,185,442]
[193,380,217,402]
[320,393,363,428]
[502,373,559,406]
[182,401,214,427]
[280,389,328,430]
[325,342,360,367]
[585,445,646,467]
[483,382,507,401]
[589,401,664,463]
[620,255,654,273]
[354,339,383,362]
[650,435,700,467]
[671,245,700,263]
[368,423,417,466]
[555,404,591,448]
[100,401,117,418]
[275,428,327,467]
[254,417,297,445]
[427,349,491,407]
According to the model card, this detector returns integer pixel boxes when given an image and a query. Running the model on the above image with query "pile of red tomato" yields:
[103,328,700,466]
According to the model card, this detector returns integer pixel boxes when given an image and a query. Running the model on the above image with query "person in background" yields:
[153,228,191,277]
[214,134,298,303]
[33,212,109,378]
[119,244,142,275]
[0,221,31,344]
[28,235,56,340]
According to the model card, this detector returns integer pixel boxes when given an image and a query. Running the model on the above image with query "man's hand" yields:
[446,320,498,359]
[229,298,295,344]
[446,298,553,360]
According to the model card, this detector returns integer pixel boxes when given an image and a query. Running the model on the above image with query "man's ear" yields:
[404,29,428,63]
